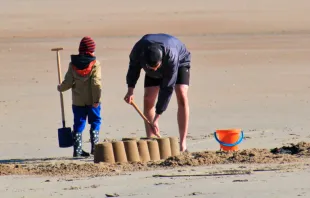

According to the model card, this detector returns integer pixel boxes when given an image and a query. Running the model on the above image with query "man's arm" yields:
[58,64,74,92]
[126,41,142,89]
[155,49,179,115]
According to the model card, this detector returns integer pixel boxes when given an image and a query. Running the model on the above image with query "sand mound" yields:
[270,142,310,155]
[1,142,310,177]
[0,162,151,178]
[160,148,299,167]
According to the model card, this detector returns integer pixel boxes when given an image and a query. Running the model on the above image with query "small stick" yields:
[253,168,282,172]
[131,101,151,125]
[130,101,161,138]
[152,171,252,178]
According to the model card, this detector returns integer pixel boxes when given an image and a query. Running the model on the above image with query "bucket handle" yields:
[213,131,244,147]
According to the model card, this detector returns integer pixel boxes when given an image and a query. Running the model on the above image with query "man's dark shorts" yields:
[144,66,190,87]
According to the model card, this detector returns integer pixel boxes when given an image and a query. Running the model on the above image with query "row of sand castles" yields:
[93,137,181,164]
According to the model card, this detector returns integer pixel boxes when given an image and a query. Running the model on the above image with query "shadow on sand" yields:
[0,156,93,164]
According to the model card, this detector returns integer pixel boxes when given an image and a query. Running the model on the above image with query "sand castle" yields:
[94,136,180,163]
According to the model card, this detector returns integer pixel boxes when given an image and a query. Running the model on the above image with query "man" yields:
[124,33,191,152]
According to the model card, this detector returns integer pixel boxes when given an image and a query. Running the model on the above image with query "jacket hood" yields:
[71,54,96,77]
[71,54,96,70]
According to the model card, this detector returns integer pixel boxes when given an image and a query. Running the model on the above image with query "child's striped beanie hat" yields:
[79,36,96,54]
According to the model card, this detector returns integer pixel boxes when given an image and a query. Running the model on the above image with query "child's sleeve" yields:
[58,64,74,92]
[91,63,102,104]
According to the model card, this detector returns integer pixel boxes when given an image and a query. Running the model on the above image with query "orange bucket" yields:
[214,129,244,151]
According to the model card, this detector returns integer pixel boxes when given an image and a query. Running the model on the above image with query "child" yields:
[57,36,102,157]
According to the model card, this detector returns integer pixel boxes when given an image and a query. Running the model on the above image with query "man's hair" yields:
[144,43,163,67]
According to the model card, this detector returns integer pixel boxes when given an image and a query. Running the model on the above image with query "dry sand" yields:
[1,0,310,197]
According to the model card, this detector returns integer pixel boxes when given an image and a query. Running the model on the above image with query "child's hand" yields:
[93,103,100,108]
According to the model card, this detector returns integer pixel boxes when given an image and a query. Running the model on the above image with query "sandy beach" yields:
[1,0,310,197]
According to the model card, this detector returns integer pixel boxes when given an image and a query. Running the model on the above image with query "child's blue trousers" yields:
[72,105,101,133]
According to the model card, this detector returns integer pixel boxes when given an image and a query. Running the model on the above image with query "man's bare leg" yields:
[143,86,160,137]
[175,84,189,152]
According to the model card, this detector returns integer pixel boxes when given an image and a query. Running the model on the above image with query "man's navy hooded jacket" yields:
[126,33,191,115]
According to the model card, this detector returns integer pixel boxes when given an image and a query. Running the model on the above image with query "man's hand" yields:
[151,114,161,138]
[124,88,134,104]
[93,102,100,108]
[57,85,61,92]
